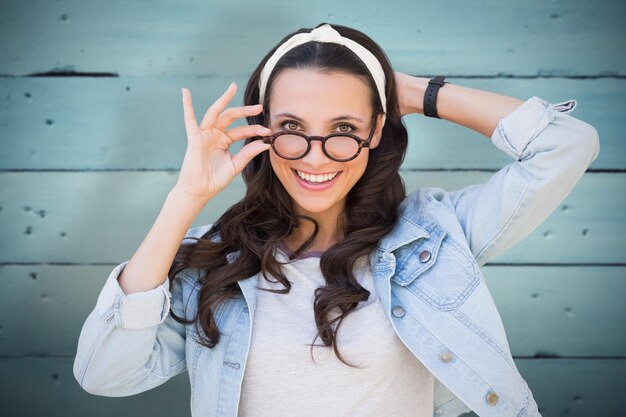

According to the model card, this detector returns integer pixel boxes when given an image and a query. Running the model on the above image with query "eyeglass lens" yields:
[273,134,359,161]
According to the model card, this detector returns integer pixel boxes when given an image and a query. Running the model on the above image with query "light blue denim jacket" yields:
[73,96,600,417]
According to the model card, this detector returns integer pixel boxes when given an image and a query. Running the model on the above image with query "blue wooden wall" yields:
[0,1,624,416]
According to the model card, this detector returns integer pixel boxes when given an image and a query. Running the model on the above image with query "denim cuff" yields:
[491,96,578,161]
[95,261,172,329]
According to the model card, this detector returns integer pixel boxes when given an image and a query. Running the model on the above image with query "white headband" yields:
[258,23,387,127]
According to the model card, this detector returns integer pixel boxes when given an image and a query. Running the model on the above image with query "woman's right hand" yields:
[174,82,273,201]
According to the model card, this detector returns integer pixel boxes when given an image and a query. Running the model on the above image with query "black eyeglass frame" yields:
[260,112,380,162]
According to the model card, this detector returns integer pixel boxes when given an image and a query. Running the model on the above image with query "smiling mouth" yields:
[291,168,342,184]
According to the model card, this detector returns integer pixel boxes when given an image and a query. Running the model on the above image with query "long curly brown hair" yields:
[167,22,410,367]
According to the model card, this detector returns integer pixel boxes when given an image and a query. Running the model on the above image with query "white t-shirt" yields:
[237,243,435,417]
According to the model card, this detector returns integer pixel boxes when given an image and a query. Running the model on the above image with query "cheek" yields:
[268,152,291,184]
[268,151,282,173]
[346,153,369,178]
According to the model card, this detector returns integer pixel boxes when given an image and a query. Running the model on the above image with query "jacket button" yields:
[434,406,443,414]
[486,390,499,405]
[439,350,453,362]
[419,250,431,262]
[391,305,405,317]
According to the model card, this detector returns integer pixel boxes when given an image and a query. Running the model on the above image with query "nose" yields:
[300,139,331,165]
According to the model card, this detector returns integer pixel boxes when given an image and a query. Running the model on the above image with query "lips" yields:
[293,169,339,181]
[291,168,342,191]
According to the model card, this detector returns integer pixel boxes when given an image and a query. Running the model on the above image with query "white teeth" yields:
[295,170,339,183]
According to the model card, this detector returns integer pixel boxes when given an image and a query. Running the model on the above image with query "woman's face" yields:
[266,68,384,219]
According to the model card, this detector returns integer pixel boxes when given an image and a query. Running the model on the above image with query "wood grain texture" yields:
[0,0,624,76]
[0,171,620,263]
[0,264,623,358]
[0,357,622,417]
[0,77,621,169]
[0,0,623,416]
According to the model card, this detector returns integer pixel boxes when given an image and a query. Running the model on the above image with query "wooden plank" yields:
[516,359,626,417]
[0,1,624,76]
[0,77,620,170]
[0,357,622,417]
[483,266,626,358]
[0,171,620,264]
[0,264,624,358]
[0,1,621,415]
[0,357,192,417]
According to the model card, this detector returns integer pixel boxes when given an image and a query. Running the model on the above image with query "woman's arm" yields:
[395,72,600,266]
[73,224,213,396]
[395,72,524,137]
[73,260,187,396]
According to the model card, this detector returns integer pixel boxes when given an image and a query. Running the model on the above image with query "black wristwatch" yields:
[423,76,447,119]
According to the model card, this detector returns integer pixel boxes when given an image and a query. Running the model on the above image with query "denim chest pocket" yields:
[391,223,480,311]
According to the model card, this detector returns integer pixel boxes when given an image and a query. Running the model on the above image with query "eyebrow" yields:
[274,112,364,123]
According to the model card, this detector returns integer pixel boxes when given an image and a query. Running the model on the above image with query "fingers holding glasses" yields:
[213,103,269,132]
[223,124,273,146]
[176,83,274,201]
[196,82,272,142]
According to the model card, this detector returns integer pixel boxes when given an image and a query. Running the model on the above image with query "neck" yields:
[283,206,345,253]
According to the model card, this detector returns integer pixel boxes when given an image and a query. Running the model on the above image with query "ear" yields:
[369,113,386,149]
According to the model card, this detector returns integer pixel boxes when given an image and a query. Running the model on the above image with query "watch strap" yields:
[423,76,447,118]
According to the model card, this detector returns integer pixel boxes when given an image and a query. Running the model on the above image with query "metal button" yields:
[419,250,431,262]
[434,406,443,415]
[439,350,453,362]
[391,305,405,317]
[378,256,383,262]
[486,390,499,405]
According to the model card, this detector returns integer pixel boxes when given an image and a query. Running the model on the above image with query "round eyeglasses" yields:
[261,114,379,162]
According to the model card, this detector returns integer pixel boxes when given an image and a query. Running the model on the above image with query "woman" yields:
[73,23,600,417]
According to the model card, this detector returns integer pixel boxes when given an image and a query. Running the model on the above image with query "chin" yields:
[292,197,337,214]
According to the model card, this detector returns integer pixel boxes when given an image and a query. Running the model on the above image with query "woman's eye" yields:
[281,120,299,130]
[337,123,356,133]
[279,120,356,133]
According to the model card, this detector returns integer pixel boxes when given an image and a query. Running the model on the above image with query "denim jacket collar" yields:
[377,212,430,253]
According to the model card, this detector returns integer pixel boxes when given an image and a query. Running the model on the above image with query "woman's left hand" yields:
[394,71,427,117]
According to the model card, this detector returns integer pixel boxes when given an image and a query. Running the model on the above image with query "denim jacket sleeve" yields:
[72,225,210,396]
[442,96,600,267]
